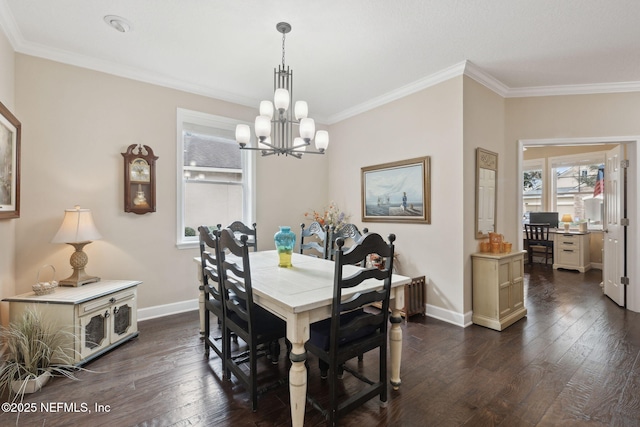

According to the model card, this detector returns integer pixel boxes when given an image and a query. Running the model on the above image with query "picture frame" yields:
[361,156,430,224]
[0,101,21,220]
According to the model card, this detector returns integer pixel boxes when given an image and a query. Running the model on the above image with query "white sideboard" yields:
[3,280,140,366]
[472,251,527,331]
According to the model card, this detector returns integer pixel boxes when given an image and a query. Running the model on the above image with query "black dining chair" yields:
[218,221,258,252]
[217,228,287,411]
[300,221,330,259]
[327,223,368,260]
[305,233,396,426]
[198,226,227,374]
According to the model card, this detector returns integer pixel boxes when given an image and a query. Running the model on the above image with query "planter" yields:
[11,370,51,394]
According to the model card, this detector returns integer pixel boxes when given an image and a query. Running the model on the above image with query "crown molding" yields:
[506,81,640,98]
[0,1,22,48]
[327,61,468,124]
[462,61,510,97]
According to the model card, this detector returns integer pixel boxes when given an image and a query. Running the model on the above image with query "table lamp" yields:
[51,205,102,286]
[561,214,573,232]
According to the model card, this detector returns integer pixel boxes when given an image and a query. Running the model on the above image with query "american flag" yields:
[593,166,604,197]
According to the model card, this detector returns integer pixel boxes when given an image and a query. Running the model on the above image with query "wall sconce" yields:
[51,206,102,286]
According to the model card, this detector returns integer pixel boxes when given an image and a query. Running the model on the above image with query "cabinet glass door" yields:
[80,310,111,360]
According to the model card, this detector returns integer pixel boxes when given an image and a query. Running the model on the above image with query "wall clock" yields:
[121,144,158,214]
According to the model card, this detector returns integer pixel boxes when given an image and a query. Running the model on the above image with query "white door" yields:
[603,145,625,306]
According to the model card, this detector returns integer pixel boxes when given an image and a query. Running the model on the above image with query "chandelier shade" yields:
[236,22,329,159]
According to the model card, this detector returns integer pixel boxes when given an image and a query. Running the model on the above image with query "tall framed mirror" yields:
[475,148,498,239]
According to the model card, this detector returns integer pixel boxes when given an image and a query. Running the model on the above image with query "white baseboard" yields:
[425,303,470,327]
[138,299,198,322]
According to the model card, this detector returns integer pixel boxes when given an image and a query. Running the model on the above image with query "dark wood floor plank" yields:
[2,266,639,426]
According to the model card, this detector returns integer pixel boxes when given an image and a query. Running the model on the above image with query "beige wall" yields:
[12,54,328,314]
[462,77,506,314]
[328,76,467,323]
[0,28,16,324]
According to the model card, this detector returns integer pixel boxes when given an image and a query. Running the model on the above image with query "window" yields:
[522,151,604,230]
[176,109,255,248]
[551,154,604,227]
[522,159,544,223]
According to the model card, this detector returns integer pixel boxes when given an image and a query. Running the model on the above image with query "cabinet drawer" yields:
[78,288,136,316]
[557,234,579,246]
[557,248,580,265]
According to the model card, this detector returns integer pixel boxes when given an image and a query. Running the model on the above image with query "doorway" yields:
[517,136,639,312]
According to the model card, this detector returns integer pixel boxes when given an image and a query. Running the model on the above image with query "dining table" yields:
[194,250,411,427]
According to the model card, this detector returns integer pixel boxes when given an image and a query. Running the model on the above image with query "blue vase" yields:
[274,226,296,268]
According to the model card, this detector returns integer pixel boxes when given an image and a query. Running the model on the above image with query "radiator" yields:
[403,276,426,317]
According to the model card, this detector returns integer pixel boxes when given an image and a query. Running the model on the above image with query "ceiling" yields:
[1,0,640,124]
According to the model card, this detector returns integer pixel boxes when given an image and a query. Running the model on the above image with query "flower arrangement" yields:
[304,201,351,230]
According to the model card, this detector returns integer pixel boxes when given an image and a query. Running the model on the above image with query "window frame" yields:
[548,152,605,213]
[176,108,255,249]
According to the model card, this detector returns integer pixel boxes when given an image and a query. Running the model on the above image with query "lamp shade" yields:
[294,101,308,120]
[255,115,271,138]
[561,214,573,223]
[299,118,315,140]
[259,100,274,119]
[274,88,290,111]
[235,124,251,145]
[315,130,329,151]
[51,206,102,244]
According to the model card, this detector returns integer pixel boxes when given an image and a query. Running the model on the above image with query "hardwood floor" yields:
[2,265,640,426]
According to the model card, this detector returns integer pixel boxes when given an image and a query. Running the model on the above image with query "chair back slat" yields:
[328,223,367,260]
[198,227,223,303]
[340,289,387,312]
[219,221,258,252]
[300,222,330,258]
[218,228,255,333]
[525,223,551,243]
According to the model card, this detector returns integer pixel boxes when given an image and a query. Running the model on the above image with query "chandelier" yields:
[235,22,329,159]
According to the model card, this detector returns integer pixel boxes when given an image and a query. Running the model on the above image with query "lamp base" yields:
[58,269,101,287]
[564,223,571,232]
[58,242,101,287]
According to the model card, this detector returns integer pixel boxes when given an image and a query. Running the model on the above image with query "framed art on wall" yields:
[361,156,431,224]
[0,101,21,220]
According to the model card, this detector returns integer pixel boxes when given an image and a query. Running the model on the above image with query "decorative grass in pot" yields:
[0,309,80,402]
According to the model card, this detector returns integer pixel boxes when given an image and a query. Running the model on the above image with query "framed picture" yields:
[0,101,21,219]
[361,156,430,224]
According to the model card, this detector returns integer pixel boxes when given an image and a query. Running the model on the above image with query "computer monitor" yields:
[529,212,559,229]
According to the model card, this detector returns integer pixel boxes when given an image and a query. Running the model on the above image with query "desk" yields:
[523,229,591,271]
[194,251,410,426]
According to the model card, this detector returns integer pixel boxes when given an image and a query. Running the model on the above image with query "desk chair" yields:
[525,223,553,265]
[300,221,330,259]
[217,228,287,411]
[306,233,396,426]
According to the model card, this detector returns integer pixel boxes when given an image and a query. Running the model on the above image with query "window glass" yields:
[522,160,543,224]
[177,109,254,248]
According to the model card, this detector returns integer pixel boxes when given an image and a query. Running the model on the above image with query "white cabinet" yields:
[4,280,140,365]
[553,232,591,272]
[472,251,527,331]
